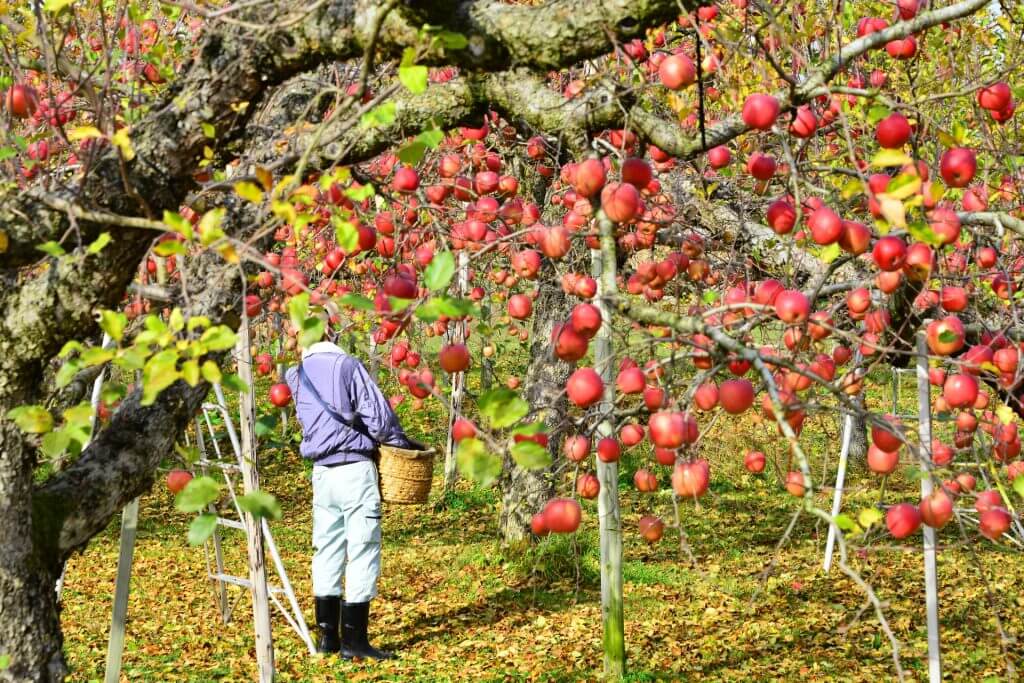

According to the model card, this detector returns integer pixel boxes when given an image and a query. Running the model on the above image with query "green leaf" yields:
[153,240,186,257]
[1013,475,1024,498]
[41,429,72,457]
[201,360,222,384]
[174,476,222,513]
[298,317,325,348]
[397,141,428,166]
[63,403,94,430]
[334,219,359,254]
[414,295,476,322]
[163,210,194,240]
[398,48,428,94]
[200,122,216,139]
[255,413,280,437]
[44,0,75,13]
[818,242,841,264]
[141,349,180,405]
[114,347,148,371]
[181,359,200,386]
[37,241,66,257]
[417,127,444,149]
[187,513,218,546]
[55,358,83,389]
[98,310,128,342]
[6,405,54,433]
[834,513,858,532]
[237,491,283,521]
[288,292,310,329]
[87,232,112,254]
[702,290,719,304]
[423,251,456,292]
[907,221,943,247]
[338,293,376,311]
[938,329,959,344]
[234,181,264,203]
[199,326,237,352]
[175,442,201,465]
[0,653,9,670]
[437,30,468,49]
[221,373,249,393]
[867,105,890,125]
[858,507,883,529]
[511,440,552,469]
[360,101,396,129]
[871,149,913,168]
[0,148,16,162]
[478,388,529,428]
[456,438,502,487]
[345,184,375,201]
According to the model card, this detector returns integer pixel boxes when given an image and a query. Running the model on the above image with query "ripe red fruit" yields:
[638,515,665,543]
[694,382,719,411]
[600,182,641,223]
[658,53,697,90]
[439,344,470,373]
[788,106,817,138]
[269,383,292,407]
[975,489,1002,513]
[672,459,710,498]
[746,153,776,180]
[574,158,606,197]
[867,444,900,475]
[392,166,420,193]
[839,220,871,255]
[979,508,1011,540]
[563,435,590,462]
[616,367,646,394]
[452,418,477,442]
[939,148,977,188]
[871,415,903,452]
[531,512,549,536]
[570,303,602,339]
[977,82,1011,111]
[552,323,589,361]
[744,450,766,473]
[872,235,907,272]
[621,157,653,189]
[166,469,193,494]
[766,200,796,235]
[926,316,965,356]
[719,379,754,414]
[939,286,967,312]
[649,411,685,448]
[784,471,806,497]
[742,94,780,130]
[707,146,731,169]
[643,385,665,411]
[919,490,954,529]
[4,83,38,118]
[943,373,979,409]
[634,468,658,492]
[508,294,533,319]
[885,36,917,59]
[566,368,604,408]
[875,113,912,148]
[543,498,582,533]
[244,294,262,318]
[774,290,810,324]
[886,503,922,539]
[576,473,600,499]
[596,437,622,462]
[808,206,843,245]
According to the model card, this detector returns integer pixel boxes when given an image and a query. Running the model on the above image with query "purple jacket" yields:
[285,342,412,465]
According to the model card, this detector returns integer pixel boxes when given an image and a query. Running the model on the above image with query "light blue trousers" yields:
[311,460,382,602]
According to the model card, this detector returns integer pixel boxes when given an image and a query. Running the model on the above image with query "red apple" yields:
[638,515,665,543]
[563,435,590,462]
[744,450,766,473]
[659,53,696,90]
[920,490,954,529]
[566,367,604,408]
[875,113,912,148]
[269,383,292,407]
[166,469,193,494]
[742,94,780,130]
[672,459,710,498]
[774,290,810,324]
[719,379,754,414]
[543,498,582,533]
[872,236,908,272]
[943,373,979,409]
[886,503,922,539]
[439,344,470,373]
[939,148,977,188]
[576,473,600,499]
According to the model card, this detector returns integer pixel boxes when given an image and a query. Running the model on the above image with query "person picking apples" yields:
[285,338,420,660]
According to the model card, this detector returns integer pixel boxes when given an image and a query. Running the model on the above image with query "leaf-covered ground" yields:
[62,382,1024,682]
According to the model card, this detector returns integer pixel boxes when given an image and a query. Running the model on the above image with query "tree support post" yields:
[915,333,942,683]
[824,351,862,574]
[103,497,139,683]
[235,315,275,682]
[444,250,470,493]
[593,215,625,678]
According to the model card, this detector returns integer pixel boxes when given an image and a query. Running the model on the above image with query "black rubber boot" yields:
[314,596,341,653]
[341,601,394,660]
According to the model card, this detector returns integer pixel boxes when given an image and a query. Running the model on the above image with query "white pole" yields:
[823,410,854,574]
[915,333,942,683]
[234,315,275,682]
[103,497,139,683]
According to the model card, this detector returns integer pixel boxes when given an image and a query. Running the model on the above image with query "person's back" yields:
[286,340,412,660]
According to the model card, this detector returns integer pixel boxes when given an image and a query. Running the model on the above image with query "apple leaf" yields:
[187,513,218,546]
[174,476,222,513]
[397,141,427,166]
[163,210,194,240]
[87,232,112,254]
[288,292,310,330]
[255,413,280,438]
[234,181,264,204]
[456,438,502,487]
[858,507,883,529]
[818,242,841,264]
[833,513,859,533]
[153,240,186,257]
[479,388,529,428]
[201,360,222,384]
[334,219,359,253]
[98,310,128,342]
[1013,475,1024,498]
[511,440,552,470]
[221,373,249,394]
[338,293,376,311]
[511,421,546,436]
[871,149,913,168]
[938,330,959,344]
[424,250,456,292]
[867,105,890,124]
[360,101,396,129]
[6,405,54,434]
[398,48,428,94]
[36,241,66,257]
[141,349,180,406]
[298,317,325,348]
[199,326,237,352]
[237,491,283,521]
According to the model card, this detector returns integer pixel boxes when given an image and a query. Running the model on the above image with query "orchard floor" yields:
[62,442,1023,682]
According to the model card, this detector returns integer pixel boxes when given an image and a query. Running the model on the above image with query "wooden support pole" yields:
[235,315,275,682]
[593,215,625,678]
[444,250,470,493]
[103,497,139,683]
[915,333,942,683]
[195,417,230,623]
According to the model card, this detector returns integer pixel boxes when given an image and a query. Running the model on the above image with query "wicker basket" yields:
[378,445,435,504]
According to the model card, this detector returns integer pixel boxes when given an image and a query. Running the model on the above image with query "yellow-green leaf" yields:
[98,310,128,342]
[871,149,913,168]
[111,127,135,161]
[7,405,54,433]
[234,181,264,204]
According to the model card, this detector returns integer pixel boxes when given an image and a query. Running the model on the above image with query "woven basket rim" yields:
[380,445,436,459]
